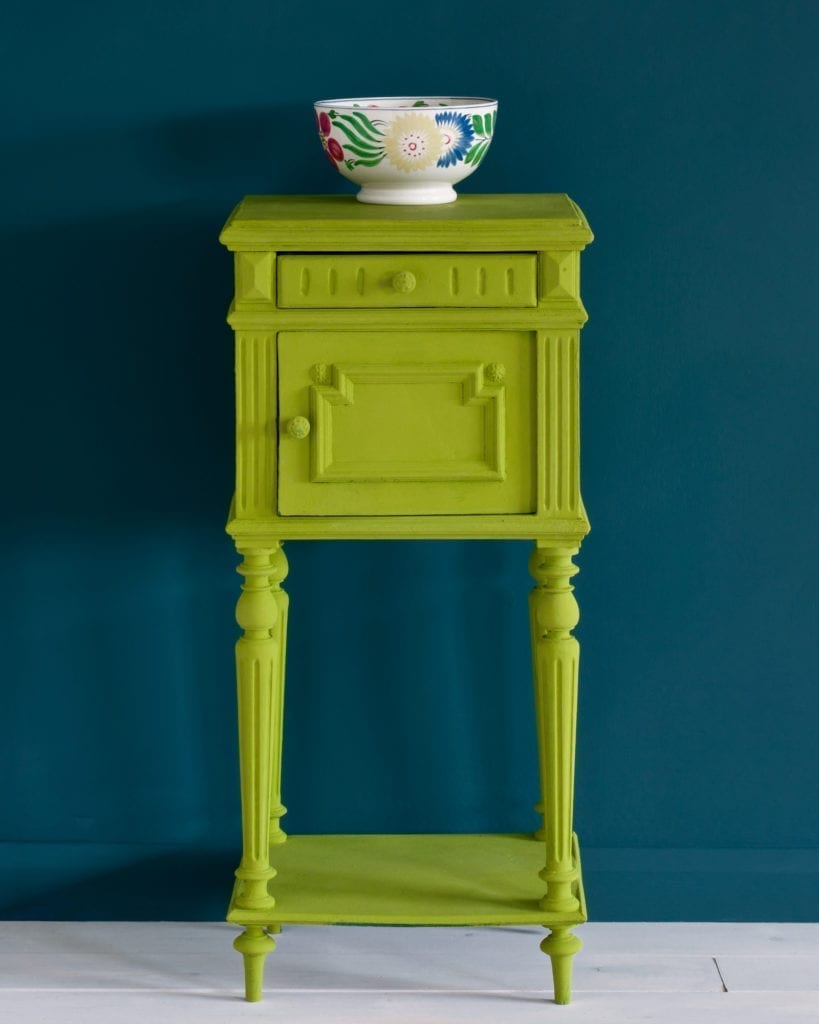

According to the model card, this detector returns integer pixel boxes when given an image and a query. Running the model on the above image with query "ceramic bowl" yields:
[314,96,498,205]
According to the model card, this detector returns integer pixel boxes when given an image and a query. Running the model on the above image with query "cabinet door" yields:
[277,331,535,516]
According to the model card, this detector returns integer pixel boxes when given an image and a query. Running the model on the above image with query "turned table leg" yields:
[540,927,583,1005]
[268,545,289,847]
[233,926,276,1002]
[232,543,288,1000]
[529,542,582,1004]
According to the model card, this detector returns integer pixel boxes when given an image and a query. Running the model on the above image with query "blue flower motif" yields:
[435,111,475,168]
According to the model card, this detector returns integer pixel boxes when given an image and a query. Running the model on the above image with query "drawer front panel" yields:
[278,331,534,516]
[278,254,537,308]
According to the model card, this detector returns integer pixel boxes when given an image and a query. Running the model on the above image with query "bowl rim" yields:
[314,96,497,110]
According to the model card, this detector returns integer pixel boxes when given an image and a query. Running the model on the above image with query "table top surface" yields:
[220,194,593,251]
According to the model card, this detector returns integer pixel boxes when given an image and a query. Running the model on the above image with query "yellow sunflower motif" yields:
[383,113,441,172]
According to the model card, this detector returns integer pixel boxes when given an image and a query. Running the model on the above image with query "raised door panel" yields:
[278,331,535,516]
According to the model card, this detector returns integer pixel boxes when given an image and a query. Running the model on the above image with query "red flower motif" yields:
[318,112,332,136]
[327,137,344,162]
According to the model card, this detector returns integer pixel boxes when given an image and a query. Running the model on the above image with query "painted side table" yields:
[219,194,593,1005]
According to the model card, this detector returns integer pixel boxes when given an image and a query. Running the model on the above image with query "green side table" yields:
[219,194,593,1005]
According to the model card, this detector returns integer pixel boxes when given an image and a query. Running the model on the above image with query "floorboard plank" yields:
[1,922,818,1022]
[578,922,819,956]
[0,950,722,993]
[717,955,819,992]
[6,921,819,956]
[1,990,818,1024]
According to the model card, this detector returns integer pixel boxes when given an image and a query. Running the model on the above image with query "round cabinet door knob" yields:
[286,416,311,439]
[391,270,416,293]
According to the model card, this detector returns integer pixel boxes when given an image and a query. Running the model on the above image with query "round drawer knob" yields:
[286,416,311,440]
[391,270,416,294]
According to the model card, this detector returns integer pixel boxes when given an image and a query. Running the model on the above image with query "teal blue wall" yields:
[2,1,818,921]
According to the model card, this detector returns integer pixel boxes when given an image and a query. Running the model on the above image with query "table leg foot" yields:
[234,926,275,1002]
[541,927,582,1004]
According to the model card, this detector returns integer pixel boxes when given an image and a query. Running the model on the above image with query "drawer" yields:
[277,254,537,308]
[277,331,535,516]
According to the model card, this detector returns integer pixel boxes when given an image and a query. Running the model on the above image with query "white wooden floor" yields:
[2,922,819,1022]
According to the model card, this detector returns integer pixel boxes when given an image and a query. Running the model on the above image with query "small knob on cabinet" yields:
[286,416,311,439]
[391,270,416,293]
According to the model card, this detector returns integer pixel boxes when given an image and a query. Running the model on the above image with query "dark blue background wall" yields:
[2,1,817,921]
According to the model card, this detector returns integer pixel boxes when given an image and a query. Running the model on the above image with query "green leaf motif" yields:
[472,114,484,136]
[342,140,385,159]
[332,119,383,153]
[345,111,385,143]
[351,156,385,167]
[465,139,490,166]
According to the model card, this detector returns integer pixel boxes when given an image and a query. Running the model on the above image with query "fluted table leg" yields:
[529,542,583,1003]
[268,545,289,848]
[232,543,288,1000]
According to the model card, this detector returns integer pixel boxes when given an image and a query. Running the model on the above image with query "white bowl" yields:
[314,96,498,205]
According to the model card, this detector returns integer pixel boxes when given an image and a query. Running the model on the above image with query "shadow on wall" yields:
[2,206,234,532]
[5,104,338,218]
[1,845,236,920]
[154,105,342,191]
[1,104,347,535]
[0,107,343,870]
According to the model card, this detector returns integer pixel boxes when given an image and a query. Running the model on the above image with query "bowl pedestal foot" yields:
[356,182,458,205]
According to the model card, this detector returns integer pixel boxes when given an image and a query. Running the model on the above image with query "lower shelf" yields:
[227,832,586,927]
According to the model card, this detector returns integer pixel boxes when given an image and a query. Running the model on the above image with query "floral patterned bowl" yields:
[314,96,498,205]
